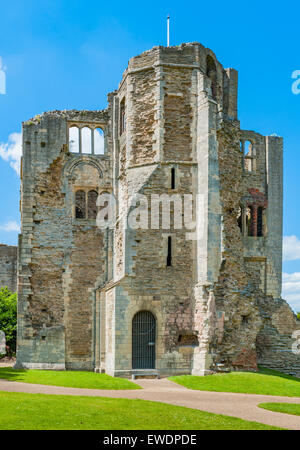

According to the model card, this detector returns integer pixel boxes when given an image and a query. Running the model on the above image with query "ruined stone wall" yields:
[0,244,17,292]
[240,131,282,299]
[208,122,300,376]
[211,122,264,372]
[16,110,112,370]
[257,297,300,376]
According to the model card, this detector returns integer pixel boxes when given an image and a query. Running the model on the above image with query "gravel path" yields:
[0,377,299,429]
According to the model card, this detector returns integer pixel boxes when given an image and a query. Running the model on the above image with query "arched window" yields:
[206,55,217,100]
[81,127,92,154]
[75,190,86,219]
[75,189,99,220]
[241,189,267,237]
[245,205,265,237]
[257,207,264,237]
[69,125,105,155]
[94,128,104,155]
[69,127,80,153]
[88,190,98,219]
[132,311,156,369]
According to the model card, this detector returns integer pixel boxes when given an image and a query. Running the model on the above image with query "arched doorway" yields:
[132,311,156,369]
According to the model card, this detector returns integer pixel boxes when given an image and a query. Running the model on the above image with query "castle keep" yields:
[16,43,300,376]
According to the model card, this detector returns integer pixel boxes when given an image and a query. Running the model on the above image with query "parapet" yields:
[119,42,238,121]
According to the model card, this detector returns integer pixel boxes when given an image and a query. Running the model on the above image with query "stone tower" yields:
[16,43,300,376]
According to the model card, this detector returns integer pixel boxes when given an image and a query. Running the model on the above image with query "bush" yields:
[0,288,17,356]
[297,312,300,321]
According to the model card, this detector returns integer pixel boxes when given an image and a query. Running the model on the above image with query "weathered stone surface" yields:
[16,111,111,370]
[0,244,17,292]
[16,43,300,377]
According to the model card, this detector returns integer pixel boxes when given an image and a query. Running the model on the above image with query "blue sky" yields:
[0,0,299,310]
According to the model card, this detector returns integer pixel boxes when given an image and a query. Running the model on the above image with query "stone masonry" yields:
[0,244,17,292]
[16,43,300,376]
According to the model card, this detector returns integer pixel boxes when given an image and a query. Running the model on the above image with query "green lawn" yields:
[259,402,300,416]
[0,391,283,430]
[169,367,300,397]
[0,368,140,390]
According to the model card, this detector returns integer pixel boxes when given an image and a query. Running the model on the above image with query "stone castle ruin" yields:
[15,43,300,376]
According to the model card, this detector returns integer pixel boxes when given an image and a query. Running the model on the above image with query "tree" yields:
[297,312,300,321]
[0,288,17,356]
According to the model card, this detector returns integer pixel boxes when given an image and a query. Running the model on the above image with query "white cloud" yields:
[0,132,22,175]
[0,221,20,232]
[282,272,300,313]
[283,235,300,262]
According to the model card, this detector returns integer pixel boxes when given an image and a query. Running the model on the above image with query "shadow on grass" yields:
[258,366,300,383]
[0,368,30,381]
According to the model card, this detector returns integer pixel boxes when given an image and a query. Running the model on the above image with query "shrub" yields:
[0,288,17,356]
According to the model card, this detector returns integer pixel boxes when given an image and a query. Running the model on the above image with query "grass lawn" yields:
[0,391,283,430]
[259,403,300,416]
[0,368,140,390]
[169,367,300,397]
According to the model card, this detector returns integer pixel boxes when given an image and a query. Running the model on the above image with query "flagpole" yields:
[167,15,170,47]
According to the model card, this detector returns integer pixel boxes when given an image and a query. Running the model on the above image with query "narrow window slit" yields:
[167,236,172,267]
[171,167,176,189]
